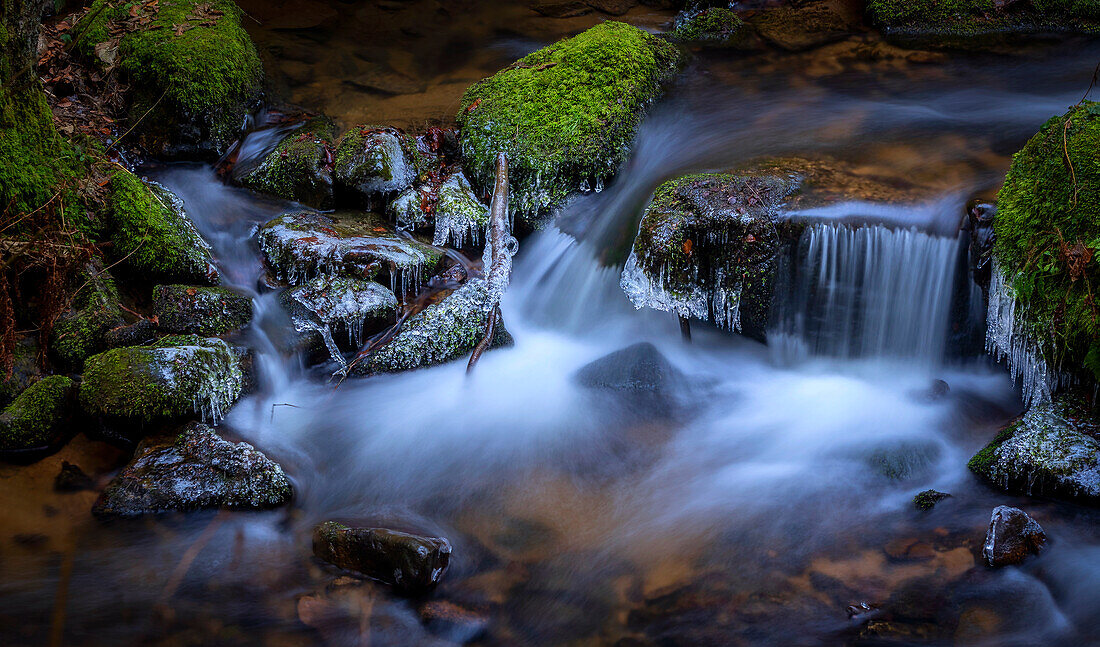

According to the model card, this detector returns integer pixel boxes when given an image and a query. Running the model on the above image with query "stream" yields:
[4,4,1100,646]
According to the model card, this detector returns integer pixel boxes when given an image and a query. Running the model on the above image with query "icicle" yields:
[985,259,1054,407]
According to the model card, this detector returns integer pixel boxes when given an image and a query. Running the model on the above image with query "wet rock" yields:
[55,461,95,492]
[92,421,292,517]
[574,342,685,396]
[457,21,682,228]
[0,336,44,408]
[106,171,219,284]
[389,170,489,247]
[968,397,1100,504]
[585,0,636,15]
[909,378,950,403]
[103,319,158,349]
[883,537,935,561]
[153,284,254,336]
[913,489,950,511]
[965,199,996,290]
[0,376,75,452]
[237,118,337,208]
[746,1,855,52]
[620,171,802,338]
[418,600,490,643]
[312,521,451,595]
[334,126,421,203]
[353,278,513,374]
[256,211,441,290]
[51,261,125,369]
[280,276,397,357]
[528,0,592,18]
[983,505,1045,567]
[671,6,751,47]
[80,335,243,424]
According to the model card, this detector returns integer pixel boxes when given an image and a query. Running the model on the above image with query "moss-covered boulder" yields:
[153,284,253,335]
[0,375,75,452]
[237,119,336,208]
[671,6,751,47]
[457,21,682,228]
[92,421,292,517]
[389,170,489,247]
[867,0,1100,45]
[993,102,1100,382]
[107,170,219,284]
[969,397,1100,504]
[913,489,949,511]
[52,261,126,368]
[256,211,442,291]
[312,521,451,595]
[80,335,243,424]
[334,126,421,204]
[76,0,263,157]
[352,278,513,375]
[280,276,397,359]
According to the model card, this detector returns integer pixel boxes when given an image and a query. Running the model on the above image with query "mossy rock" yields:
[866,0,1100,46]
[256,211,442,290]
[333,126,422,203]
[912,489,950,511]
[0,336,44,408]
[106,170,219,284]
[456,21,682,228]
[76,0,263,157]
[353,278,513,375]
[389,170,489,247]
[80,334,243,424]
[280,275,397,358]
[52,261,126,369]
[968,397,1100,504]
[92,421,292,517]
[153,284,253,335]
[994,102,1100,381]
[238,118,337,208]
[0,375,75,452]
[671,7,751,47]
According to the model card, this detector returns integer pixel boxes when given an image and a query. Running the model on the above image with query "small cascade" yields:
[771,223,960,365]
[985,259,1054,407]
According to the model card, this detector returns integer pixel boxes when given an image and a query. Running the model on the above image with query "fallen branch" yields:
[467,152,510,375]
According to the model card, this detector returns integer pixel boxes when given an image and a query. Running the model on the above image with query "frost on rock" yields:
[256,211,442,294]
[986,259,1055,407]
[281,276,398,364]
[969,397,1100,504]
[388,170,490,247]
[353,278,512,375]
[334,126,419,200]
[80,335,244,424]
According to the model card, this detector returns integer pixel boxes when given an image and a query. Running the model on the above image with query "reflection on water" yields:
[4,4,1100,645]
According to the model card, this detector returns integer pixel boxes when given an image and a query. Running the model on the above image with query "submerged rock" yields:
[55,461,95,492]
[76,0,263,157]
[92,421,292,517]
[256,211,441,291]
[237,119,336,208]
[866,440,941,480]
[334,126,421,203]
[51,261,126,369]
[671,6,751,47]
[106,171,219,284]
[312,521,451,595]
[968,397,1100,504]
[457,21,682,227]
[280,276,397,357]
[390,170,490,247]
[866,0,1100,47]
[354,278,512,374]
[0,376,75,452]
[746,1,855,51]
[153,284,253,336]
[80,335,243,424]
[983,505,1045,567]
[574,342,685,396]
[912,489,950,511]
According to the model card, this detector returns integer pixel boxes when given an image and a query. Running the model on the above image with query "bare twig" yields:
[467,152,509,375]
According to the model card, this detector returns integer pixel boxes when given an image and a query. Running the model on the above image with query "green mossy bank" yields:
[77,0,263,157]
[867,0,1100,43]
[994,102,1100,381]
[457,21,682,228]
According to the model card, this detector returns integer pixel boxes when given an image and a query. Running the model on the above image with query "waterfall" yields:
[770,223,960,365]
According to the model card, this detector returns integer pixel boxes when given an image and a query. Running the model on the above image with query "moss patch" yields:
[456,21,682,227]
[153,284,253,335]
[52,261,126,368]
[672,7,749,47]
[867,0,1100,41]
[993,102,1100,379]
[239,118,336,208]
[0,375,75,451]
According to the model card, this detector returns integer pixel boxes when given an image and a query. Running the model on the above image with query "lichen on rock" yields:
[0,375,75,451]
[153,284,254,336]
[237,118,337,208]
[456,21,682,228]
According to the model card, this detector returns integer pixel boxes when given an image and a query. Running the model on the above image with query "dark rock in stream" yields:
[574,342,685,397]
[153,284,254,336]
[671,6,753,48]
[912,489,950,511]
[312,521,451,595]
[92,421,292,517]
[983,506,1046,567]
[745,0,857,52]
[55,461,95,492]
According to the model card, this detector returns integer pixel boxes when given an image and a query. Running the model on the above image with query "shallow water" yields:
[4,4,1100,646]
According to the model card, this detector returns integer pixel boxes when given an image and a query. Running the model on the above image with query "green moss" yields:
[239,119,336,207]
[967,420,1019,476]
[107,169,217,283]
[0,375,74,451]
[77,0,263,154]
[994,102,1100,379]
[333,125,423,199]
[52,262,125,368]
[912,489,949,511]
[867,0,1100,37]
[672,7,748,46]
[456,21,682,226]
[153,284,253,335]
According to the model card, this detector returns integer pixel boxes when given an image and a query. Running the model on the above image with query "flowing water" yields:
[4,5,1100,646]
